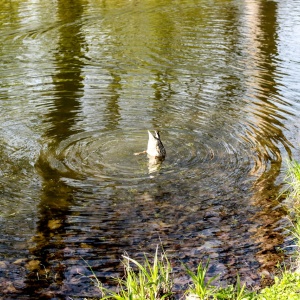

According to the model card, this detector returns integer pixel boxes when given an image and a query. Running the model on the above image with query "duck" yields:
[134,130,166,159]
[147,130,166,158]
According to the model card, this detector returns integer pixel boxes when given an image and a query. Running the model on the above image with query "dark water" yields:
[1,0,300,298]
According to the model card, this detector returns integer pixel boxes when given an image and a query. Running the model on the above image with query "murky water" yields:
[1,0,300,298]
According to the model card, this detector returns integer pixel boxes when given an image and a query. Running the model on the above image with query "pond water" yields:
[1,0,300,298]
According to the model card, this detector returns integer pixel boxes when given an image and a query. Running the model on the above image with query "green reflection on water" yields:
[0,0,298,297]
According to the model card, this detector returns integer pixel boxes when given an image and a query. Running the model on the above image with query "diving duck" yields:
[146,130,166,159]
[134,130,166,159]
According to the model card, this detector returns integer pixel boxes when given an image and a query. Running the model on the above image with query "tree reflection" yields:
[103,71,122,131]
[29,0,86,297]
[242,0,293,279]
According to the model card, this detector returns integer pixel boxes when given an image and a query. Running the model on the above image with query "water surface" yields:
[1,0,300,298]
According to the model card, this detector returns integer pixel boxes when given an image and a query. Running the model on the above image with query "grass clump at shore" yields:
[89,251,300,299]
[89,251,255,299]
[184,260,218,299]
[258,271,300,300]
[281,160,300,208]
[184,261,255,300]
[256,159,300,300]
[96,246,174,299]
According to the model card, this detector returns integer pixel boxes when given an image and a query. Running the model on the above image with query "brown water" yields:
[1,0,300,298]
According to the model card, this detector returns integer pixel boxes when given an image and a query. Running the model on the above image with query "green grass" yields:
[282,160,300,259]
[85,159,300,299]
[255,159,300,300]
[281,160,300,206]
[89,253,256,300]
[184,261,256,300]
[258,272,300,300]
[87,249,300,300]
[96,246,173,300]
[184,260,218,299]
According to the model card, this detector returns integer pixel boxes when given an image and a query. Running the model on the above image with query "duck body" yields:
[147,130,166,158]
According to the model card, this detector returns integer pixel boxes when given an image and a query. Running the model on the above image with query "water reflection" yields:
[242,0,293,279]
[242,0,292,175]
[148,155,164,174]
[103,71,122,131]
[31,0,87,297]
[0,0,299,298]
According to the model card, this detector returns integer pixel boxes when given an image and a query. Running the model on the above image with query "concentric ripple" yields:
[38,128,254,189]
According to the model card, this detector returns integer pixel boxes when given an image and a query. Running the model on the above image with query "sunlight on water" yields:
[1,0,300,298]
